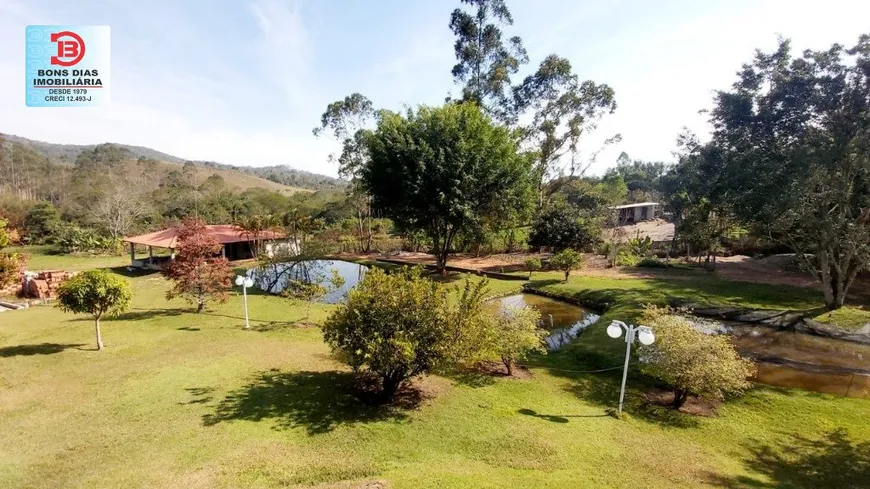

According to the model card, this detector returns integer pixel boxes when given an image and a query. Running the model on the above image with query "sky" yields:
[1,0,869,177]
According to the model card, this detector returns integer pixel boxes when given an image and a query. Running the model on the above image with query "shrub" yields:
[491,305,545,375]
[283,268,345,318]
[323,267,490,400]
[636,257,667,268]
[524,257,541,279]
[615,249,640,267]
[52,223,120,254]
[628,234,653,256]
[0,252,27,288]
[638,306,755,409]
[56,270,132,350]
[550,249,584,282]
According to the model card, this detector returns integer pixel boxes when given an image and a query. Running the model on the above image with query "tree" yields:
[524,257,541,279]
[661,134,742,267]
[528,201,600,251]
[91,175,151,241]
[56,270,132,351]
[162,219,233,312]
[512,55,617,207]
[24,201,61,243]
[449,0,528,119]
[710,35,870,310]
[492,305,544,375]
[639,306,755,409]
[605,152,667,203]
[549,248,583,282]
[312,93,375,179]
[361,103,534,272]
[313,93,378,251]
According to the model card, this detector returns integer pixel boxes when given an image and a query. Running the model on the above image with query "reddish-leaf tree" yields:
[162,219,233,313]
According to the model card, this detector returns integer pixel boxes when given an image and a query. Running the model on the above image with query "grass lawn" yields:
[1,251,868,488]
[6,245,128,272]
[812,306,870,332]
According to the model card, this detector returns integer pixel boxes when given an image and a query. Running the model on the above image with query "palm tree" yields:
[236,214,280,257]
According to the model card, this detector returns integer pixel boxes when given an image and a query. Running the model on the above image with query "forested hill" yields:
[1,134,346,191]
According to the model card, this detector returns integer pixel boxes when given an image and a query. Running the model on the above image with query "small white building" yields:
[610,202,658,224]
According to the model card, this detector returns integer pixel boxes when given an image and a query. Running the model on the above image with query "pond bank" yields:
[523,280,870,398]
[671,300,870,345]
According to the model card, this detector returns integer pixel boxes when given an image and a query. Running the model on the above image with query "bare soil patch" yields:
[643,389,721,417]
[471,361,534,379]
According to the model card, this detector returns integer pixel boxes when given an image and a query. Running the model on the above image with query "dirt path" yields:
[340,251,834,292]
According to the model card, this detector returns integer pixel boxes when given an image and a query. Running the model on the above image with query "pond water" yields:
[247,259,367,304]
[494,294,599,350]
[493,295,870,398]
[689,317,870,398]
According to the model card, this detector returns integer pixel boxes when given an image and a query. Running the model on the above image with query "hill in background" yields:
[2,134,345,193]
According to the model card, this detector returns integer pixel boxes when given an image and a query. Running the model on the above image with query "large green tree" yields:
[449,0,528,120]
[711,35,870,309]
[361,103,534,271]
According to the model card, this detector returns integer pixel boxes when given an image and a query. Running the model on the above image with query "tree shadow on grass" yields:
[706,429,870,488]
[517,408,609,423]
[556,369,702,428]
[247,321,308,332]
[181,387,214,405]
[202,369,417,435]
[0,342,86,357]
[108,266,161,278]
[526,278,563,289]
[116,308,184,321]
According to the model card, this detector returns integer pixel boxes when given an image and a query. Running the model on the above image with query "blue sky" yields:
[2,0,869,177]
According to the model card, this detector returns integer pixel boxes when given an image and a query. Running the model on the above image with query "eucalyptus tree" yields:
[313,93,378,251]
[512,55,617,207]
[449,0,528,120]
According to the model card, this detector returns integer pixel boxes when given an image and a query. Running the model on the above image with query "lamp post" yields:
[607,319,655,416]
[235,275,255,329]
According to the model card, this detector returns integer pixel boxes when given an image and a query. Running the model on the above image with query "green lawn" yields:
[0,252,868,488]
[6,245,129,272]
[812,306,870,332]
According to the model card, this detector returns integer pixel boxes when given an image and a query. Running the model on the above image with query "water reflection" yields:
[495,294,599,350]
[689,317,870,398]
[247,260,367,304]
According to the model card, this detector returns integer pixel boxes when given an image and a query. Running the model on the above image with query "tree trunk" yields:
[502,357,513,376]
[380,372,404,401]
[94,316,104,351]
[564,270,569,282]
[671,389,688,409]
[197,298,204,313]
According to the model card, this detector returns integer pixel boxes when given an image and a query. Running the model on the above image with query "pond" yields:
[689,317,870,398]
[494,294,599,350]
[247,259,367,304]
